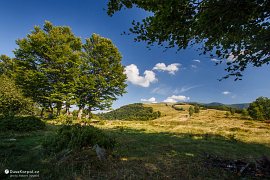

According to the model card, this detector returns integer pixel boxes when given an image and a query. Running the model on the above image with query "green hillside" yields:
[98,103,161,120]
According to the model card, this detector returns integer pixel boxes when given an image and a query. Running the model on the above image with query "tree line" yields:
[0,21,127,120]
[98,103,161,120]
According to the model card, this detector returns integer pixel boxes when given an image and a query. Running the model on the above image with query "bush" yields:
[0,75,34,117]
[241,109,249,119]
[54,114,73,124]
[0,116,46,132]
[189,106,194,116]
[248,97,270,120]
[42,124,115,154]
[194,105,200,113]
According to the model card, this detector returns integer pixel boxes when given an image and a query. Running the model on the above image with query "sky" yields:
[0,0,270,109]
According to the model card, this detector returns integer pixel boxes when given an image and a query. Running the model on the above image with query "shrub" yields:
[189,106,194,116]
[42,124,115,154]
[194,105,200,113]
[225,112,230,118]
[229,108,235,115]
[0,116,46,132]
[248,97,270,120]
[55,114,73,124]
[0,75,34,117]
[241,109,249,119]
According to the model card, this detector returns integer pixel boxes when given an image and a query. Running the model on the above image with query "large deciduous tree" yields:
[75,34,127,119]
[107,0,270,80]
[10,21,126,118]
[14,21,82,116]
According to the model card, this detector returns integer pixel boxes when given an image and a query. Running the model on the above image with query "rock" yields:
[93,144,107,161]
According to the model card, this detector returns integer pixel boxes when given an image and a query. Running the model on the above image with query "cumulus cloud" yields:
[193,59,201,63]
[153,63,181,75]
[163,95,190,103]
[222,91,231,95]
[124,64,157,87]
[141,97,157,103]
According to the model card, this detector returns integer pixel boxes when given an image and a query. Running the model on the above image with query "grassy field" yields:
[1,103,270,179]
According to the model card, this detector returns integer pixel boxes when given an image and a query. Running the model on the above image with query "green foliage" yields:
[241,109,249,119]
[42,124,115,153]
[248,97,270,120]
[107,0,270,80]
[98,103,161,120]
[14,21,82,113]
[0,55,14,77]
[75,34,127,113]
[225,112,230,118]
[12,21,126,117]
[229,108,235,115]
[189,106,194,116]
[0,116,45,132]
[194,105,200,113]
[0,75,34,117]
[55,114,73,125]
[202,104,241,113]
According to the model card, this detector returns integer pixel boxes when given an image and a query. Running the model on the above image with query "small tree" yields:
[248,97,270,120]
[225,112,230,118]
[194,105,200,113]
[229,108,235,115]
[241,109,249,119]
[0,75,33,117]
[189,106,194,117]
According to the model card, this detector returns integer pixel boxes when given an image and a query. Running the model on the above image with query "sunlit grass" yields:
[1,103,269,179]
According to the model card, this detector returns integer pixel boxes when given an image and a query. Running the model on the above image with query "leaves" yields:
[107,0,270,79]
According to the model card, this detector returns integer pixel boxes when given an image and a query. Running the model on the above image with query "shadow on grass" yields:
[0,124,269,179]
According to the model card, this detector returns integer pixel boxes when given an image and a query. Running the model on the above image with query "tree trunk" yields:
[65,104,70,115]
[87,107,92,119]
[48,104,54,119]
[40,108,44,118]
[77,107,83,120]
[56,102,62,116]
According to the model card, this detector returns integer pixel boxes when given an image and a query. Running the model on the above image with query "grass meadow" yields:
[0,103,269,179]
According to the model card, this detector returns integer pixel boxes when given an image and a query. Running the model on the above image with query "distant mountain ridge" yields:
[201,102,250,109]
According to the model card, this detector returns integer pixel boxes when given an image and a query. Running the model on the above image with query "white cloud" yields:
[141,97,157,103]
[151,86,171,95]
[211,58,222,63]
[191,65,197,68]
[173,85,201,94]
[152,85,201,95]
[222,91,231,95]
[153,63,181,75]
[193,59,201,63]
[163,95,190,103]
[124,64,157,87]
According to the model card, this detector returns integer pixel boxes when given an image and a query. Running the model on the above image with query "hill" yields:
[98,103,161,120]
[203,102,249,109]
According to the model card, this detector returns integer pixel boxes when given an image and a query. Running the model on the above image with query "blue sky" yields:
[0,0,270,109]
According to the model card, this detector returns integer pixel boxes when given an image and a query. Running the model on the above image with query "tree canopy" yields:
[107,0,270,80]
[75,34,127,115]
[248,97,270,120]
[4,21,127,118]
